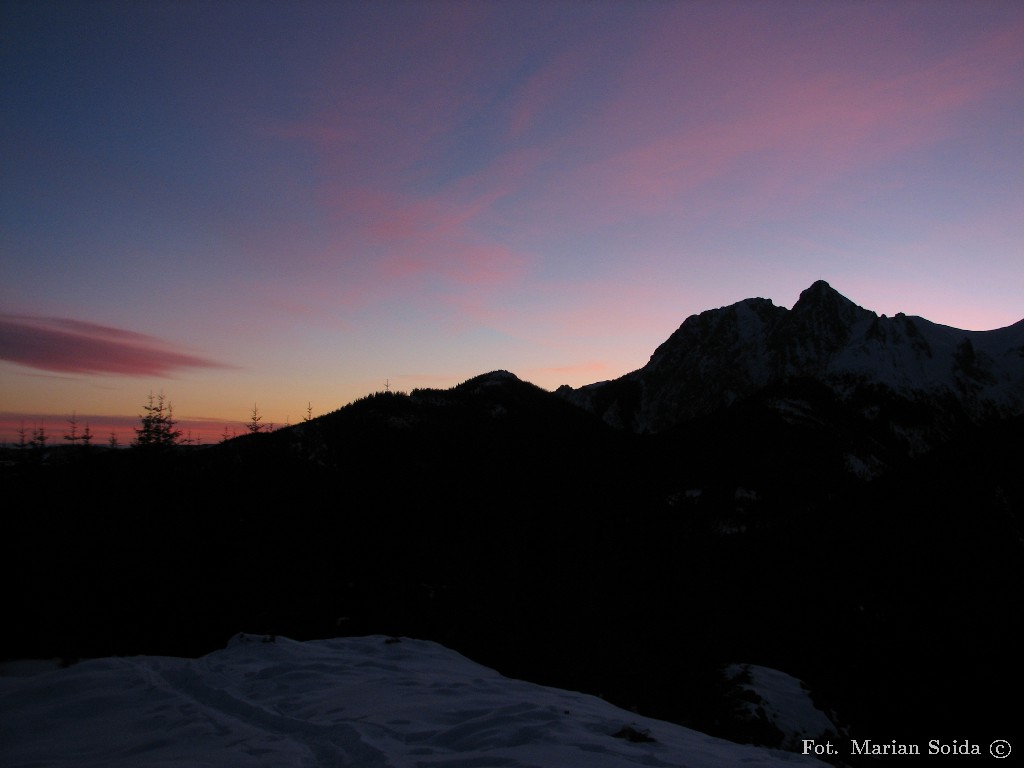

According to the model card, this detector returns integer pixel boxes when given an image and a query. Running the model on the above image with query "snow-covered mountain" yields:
[0,634,825,768]
[558,280,1024,435]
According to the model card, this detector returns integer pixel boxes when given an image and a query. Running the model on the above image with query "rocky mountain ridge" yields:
[557,280,1024,435]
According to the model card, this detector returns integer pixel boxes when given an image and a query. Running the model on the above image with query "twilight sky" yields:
[2,0,1022,443]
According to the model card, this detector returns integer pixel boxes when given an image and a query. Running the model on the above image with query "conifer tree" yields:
[166,402,180,442]
[134,391,181,447]
[64,412,80,446]
[247,403,263,433]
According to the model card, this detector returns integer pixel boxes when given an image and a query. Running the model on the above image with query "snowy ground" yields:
[723,663,843,751]
[1,634,826,767]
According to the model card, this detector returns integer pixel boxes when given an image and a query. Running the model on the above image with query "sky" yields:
[2,0,1022,444]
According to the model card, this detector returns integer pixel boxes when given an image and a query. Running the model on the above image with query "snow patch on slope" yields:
[1,634,826,768]
[724,663,843,752]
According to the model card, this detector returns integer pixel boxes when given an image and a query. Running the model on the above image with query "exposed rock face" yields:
[558,280,1024,436]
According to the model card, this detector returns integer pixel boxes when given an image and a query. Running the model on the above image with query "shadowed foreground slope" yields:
[4,283,1022,756]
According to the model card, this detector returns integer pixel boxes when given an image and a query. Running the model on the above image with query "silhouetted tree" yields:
[134,391,181,447]
[81,422,93,448]
[247,403,263,433]
[16,421,28,451]
[108,431,120,448]
[305,402,313,422]
[64,412,80,446]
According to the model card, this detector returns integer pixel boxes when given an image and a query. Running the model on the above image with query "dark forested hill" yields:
[5,286,1022,758]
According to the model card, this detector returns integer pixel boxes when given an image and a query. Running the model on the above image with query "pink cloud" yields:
[250,4,1023,336]
[319,169,537,291]
[0,315,231,376]
[523,11,1024,229]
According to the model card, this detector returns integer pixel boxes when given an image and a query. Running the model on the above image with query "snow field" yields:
[1,634,826,767]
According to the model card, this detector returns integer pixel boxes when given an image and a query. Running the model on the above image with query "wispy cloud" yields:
[0,315,230,376]
[510,11,1024,230]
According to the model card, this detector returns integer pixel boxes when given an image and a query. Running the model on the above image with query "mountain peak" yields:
[788,280,867,348]
[461,370,522,387]
[792,280,854,311]
[559,279,1024,434]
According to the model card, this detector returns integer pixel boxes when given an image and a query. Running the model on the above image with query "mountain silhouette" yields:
[558,280,1024,434]
[3,281,1021,757]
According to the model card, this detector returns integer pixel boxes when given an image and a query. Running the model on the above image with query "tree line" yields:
[6,393,319,453]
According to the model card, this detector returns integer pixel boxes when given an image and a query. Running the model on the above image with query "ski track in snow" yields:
[1,634,826,768]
